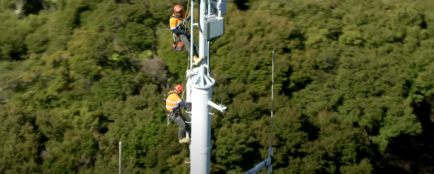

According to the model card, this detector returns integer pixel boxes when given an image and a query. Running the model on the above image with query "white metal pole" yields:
[119,141,122,174]
[268,51,275,174]
[190,0,194,71]
[208,0,210,16]
[190,66,213,174]
[207,41,210,75]
[185,0,195,139]
[207,0,211,69]
[186,77,191,140]
[199,0,206,62]
[244,51,275,174]
[190,1,228,173]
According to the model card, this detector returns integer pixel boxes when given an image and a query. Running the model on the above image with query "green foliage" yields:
[1,0,433,173]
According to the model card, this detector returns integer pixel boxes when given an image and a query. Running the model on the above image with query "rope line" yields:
[181,0,191,101]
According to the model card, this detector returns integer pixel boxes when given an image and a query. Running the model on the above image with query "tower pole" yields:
[190,1,227,173]
[190,0,211,173]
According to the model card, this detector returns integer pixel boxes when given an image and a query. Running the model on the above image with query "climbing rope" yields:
[180,1,193,121]
[185,0,191,19]
[181,51,190,100]
[181,0,191,101]
[180,0,191,100]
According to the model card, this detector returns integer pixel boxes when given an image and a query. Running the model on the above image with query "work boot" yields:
[193,56,203,65]
[179,138,191,144]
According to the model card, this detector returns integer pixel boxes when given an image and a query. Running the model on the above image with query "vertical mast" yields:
[188,1,227,173]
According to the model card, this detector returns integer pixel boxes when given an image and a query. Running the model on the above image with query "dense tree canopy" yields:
[1,0,434,173]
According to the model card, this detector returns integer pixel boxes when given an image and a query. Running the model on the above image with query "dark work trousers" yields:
[174,113,191,140]
[179,34,199,58]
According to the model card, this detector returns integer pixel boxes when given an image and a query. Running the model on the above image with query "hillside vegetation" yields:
[0,0,433,173]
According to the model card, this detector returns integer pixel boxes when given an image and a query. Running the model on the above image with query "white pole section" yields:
[207,0,211,68]
[190,0,194,70]
[191,1,210,173]
[185,0,196,138]
[190,1,228,173]
[199,0,206,61]
[119,141,122,174]
[190,66,213,174]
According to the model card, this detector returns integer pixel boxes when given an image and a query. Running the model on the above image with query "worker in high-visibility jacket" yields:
[166,84,192,143]
[170,5,203,65]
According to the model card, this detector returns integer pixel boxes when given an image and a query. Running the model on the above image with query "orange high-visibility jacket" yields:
[166,91,182,112]
[169,11,187,30]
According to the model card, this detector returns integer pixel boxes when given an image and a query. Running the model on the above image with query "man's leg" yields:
[183,116,191,138]
[179,34,193,57]
[174,115,185,140]
[179,34,203,65]
[174,114,190,143]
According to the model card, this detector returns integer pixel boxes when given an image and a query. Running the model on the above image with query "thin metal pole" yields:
[190,0,194,71]
[206,0,211,75]
[208,0,210,16]
[119,141,122,174]
[270,51,275,148]
[207,41,210,75]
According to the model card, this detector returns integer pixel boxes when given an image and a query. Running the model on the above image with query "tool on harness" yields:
[166,109,184,126]
[167,111,178,125]
[173,35,184,52]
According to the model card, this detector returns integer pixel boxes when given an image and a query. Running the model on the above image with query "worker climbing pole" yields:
[166,3,197,145]
[165,84,192,144]
[166,0,275,173]
[169,4,203,65]
[166,0,229,172]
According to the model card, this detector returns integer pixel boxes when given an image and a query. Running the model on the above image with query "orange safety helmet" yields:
[174,84,184,93]
[174,5,182,13]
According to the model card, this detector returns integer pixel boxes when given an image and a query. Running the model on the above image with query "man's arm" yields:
[170,19,185,35]
[179,100,191,108]
[171,23,188,35]
[172,99,191,112]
